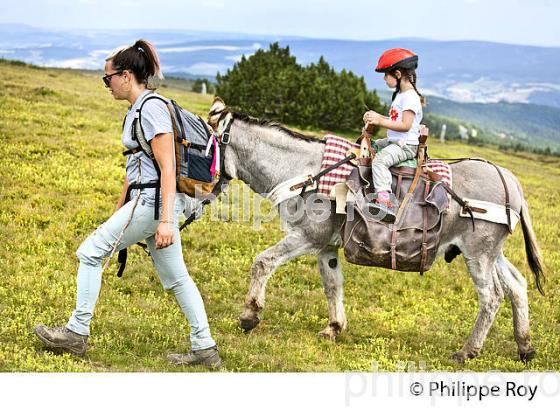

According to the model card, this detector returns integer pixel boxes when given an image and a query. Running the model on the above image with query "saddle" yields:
[342,132,449,274]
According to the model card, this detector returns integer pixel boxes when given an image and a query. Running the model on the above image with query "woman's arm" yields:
[115,176,129,212]
[364,110,415,132]
[151,132,175,249]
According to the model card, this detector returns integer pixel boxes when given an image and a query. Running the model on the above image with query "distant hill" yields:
[377,90,560,154]
[1,24,560,108]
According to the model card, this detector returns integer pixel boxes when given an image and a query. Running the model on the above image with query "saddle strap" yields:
[428,157,513,234]
[394,137,427,224]
[390,223,398,270]
[290,153,357,193]
[440,182,476,232]
[419,181,431,275]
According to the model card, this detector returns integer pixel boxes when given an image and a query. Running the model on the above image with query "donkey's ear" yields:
[208,96,227,129]
[212,96,225,108]
[209,96,226,115]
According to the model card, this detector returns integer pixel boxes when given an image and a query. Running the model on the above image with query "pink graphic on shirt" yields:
[389,107,399,121]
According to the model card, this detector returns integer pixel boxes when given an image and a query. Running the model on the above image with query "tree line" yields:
[215,43,384,132]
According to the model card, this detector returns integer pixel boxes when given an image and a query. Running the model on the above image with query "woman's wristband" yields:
[159,219,175,224]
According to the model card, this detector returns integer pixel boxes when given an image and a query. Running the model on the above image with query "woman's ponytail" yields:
[133,39,163,81]
[106,39,163,89]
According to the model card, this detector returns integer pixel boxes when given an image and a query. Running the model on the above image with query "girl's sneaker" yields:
[365,191,399,223]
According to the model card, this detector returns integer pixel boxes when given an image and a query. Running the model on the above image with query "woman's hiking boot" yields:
[167,345,221,370]
[34,325,89,356]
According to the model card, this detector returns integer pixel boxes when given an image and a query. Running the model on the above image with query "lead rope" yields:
[102,158,143,272]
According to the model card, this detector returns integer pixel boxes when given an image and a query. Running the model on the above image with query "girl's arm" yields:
[364,110,415,132]
[151,132,176,249]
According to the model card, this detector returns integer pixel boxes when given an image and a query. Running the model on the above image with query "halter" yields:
[208,106,233,144]
[207,106,234,189]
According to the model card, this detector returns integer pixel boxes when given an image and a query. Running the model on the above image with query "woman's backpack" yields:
[122,93,222,207]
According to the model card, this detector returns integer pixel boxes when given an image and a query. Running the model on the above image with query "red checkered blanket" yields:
[317,135,359,195]
[316,134,453,196]
[424,160,452,188]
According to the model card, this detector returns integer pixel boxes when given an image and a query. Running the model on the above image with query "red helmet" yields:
[375,48,418,73]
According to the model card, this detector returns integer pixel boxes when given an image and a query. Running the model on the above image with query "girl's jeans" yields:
[66,194,216,351]
[371,138,419,193]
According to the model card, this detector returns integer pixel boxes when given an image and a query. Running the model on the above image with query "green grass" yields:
[1,60,559,372]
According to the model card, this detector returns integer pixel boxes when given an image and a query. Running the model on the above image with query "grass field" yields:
[1,59,559,372]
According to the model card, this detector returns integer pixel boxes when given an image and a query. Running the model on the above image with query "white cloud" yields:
[89,49,112,57]
[43,56,99,69]
[224,53,254,62]
[160,45,245,53]
[165,62,229,75]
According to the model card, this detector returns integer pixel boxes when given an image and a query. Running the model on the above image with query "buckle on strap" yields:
[123,147,142,156]
[221,131,231,145]
[220,119,233,145]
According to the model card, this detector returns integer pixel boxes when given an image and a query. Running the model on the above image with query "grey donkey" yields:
[206,97,545,363]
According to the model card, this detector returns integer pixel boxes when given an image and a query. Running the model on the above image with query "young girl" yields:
[34,39,221,369]
[363,48,425,223]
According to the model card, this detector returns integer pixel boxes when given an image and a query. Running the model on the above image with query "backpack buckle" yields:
[221,131,231,145]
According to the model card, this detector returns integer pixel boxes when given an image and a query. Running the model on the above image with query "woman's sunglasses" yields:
[102,71,123,87]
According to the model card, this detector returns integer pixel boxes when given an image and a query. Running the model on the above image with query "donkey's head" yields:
[207,97,232,135]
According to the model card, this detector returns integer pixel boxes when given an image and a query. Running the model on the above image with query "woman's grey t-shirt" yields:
[122,90,181,206]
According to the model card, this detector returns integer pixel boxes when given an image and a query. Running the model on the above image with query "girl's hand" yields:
[363,110,382,126]
[155,221,174,249]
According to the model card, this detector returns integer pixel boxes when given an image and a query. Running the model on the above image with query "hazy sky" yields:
[1,0,559,47]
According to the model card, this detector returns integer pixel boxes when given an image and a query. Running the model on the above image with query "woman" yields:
[34,39,221,369]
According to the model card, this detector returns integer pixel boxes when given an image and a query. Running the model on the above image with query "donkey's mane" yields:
[231,111,326,144]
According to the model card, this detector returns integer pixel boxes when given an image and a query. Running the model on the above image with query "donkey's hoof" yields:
[317,328,337,341]
[452,349,478,364]
[519,347,536,363]
[451,351,466,364]
[239,314,261,333]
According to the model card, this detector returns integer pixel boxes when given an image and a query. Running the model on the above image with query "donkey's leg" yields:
[496,254,536,362]
[239,232,319,332]
[317,246,347,341]
[453,249,505,363]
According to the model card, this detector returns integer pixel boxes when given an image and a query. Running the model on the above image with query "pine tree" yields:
[216,43,383,132]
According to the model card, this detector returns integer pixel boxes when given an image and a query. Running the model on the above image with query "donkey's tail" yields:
[520,198,546,296]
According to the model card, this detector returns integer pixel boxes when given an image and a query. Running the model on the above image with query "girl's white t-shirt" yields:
[386,89,423,146]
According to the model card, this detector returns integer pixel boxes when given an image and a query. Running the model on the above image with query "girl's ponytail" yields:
[106,39,163,89]
[390,68,426,106]
[408,71,426,106]
[391,78,400,102]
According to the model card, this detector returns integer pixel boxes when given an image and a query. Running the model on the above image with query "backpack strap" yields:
[133,95,171,158]
[122,94,175,219]
[170,100,186,143]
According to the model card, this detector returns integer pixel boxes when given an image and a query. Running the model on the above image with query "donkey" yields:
[206,97,545,363]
